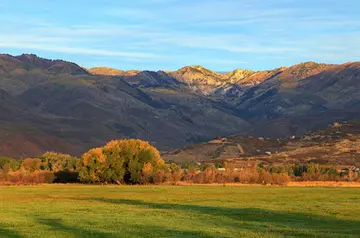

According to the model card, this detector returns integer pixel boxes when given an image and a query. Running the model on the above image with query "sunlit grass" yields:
[0,185,359,237]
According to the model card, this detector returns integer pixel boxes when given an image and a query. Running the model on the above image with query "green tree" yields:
[78,148,108,183]
[78,139,164,184]
[0,157,20,172]
[41,152,78,172]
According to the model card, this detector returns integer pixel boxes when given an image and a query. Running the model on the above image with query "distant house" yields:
[216,167,239,173]
[217,168,226,173]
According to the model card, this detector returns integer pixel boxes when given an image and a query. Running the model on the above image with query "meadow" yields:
[0,185,359,237]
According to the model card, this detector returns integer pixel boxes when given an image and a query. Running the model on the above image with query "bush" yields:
[184,167,198,183]
[153,169,165,185]
[169,163,183,185]
[224,162,234,183]
[271,173,290,185]
[267,164,293,176]
[5,169,55,184]
[202,166,218,183]
[233,169,259,184]
[259,170,273,185]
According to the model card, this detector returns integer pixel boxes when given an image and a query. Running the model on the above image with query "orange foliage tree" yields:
[78,139,164,184]
[140,162,153,184]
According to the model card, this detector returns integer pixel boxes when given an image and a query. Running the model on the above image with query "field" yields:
[0,185,360,237]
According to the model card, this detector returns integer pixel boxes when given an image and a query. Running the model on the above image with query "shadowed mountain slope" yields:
[0,54,250,158]
[1,54,360,158]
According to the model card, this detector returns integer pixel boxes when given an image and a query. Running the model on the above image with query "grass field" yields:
[0,185,360,237]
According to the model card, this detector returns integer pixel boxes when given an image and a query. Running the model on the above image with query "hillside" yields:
[163,122,360,167]
[1,54,360,158]
[0,54,250,158]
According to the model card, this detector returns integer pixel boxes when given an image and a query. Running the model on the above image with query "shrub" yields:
[185,167,198,183]
[5,169,55,185]
[271,173,290,185]
[233,169,259,184]
[259,170,273,185]
[194,172,205,184]
[153,168,165,185]
[292,164,308,177]
[215,172,226,184]
[267,164,293,176]
[202,166,218,183]
[169,163,183,185]
[224,162,235,183]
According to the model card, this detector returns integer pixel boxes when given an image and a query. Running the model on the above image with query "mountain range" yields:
[1,53,360,159]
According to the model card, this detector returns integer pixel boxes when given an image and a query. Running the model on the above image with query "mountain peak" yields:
[12,54,88,75]
[227,68,255,81]
[88,67,125,76]
[276,61,335,81]
[17,53,39,59]
[191,65,207,70]
[288,61,334,70]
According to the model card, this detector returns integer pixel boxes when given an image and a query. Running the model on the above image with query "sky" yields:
[0,0,359,71]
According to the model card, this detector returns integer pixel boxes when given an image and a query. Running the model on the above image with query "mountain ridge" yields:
[1,53,360,159]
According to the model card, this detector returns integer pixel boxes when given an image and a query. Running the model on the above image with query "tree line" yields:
[0,139,358,185]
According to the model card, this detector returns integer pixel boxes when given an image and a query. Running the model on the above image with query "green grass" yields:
[0,185,359,237]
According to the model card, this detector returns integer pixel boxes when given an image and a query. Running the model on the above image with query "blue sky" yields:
[0,0,359,71]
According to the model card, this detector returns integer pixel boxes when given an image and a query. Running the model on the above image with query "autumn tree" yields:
[78,139,164,184]
[140,162,153,184]
[203,166,217,183]
[104,139,163,184]
[78,148,109,183]
[169,163,183,184]
[224,162,235,183]
[22,158,42,172]
[41,152,78,172]
[183,163,198,184]
[153,168,165,185]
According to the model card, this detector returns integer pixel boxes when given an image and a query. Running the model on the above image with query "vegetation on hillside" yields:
[0,138,358,185]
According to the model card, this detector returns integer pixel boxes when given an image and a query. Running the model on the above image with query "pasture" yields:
[0,185,359,237]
